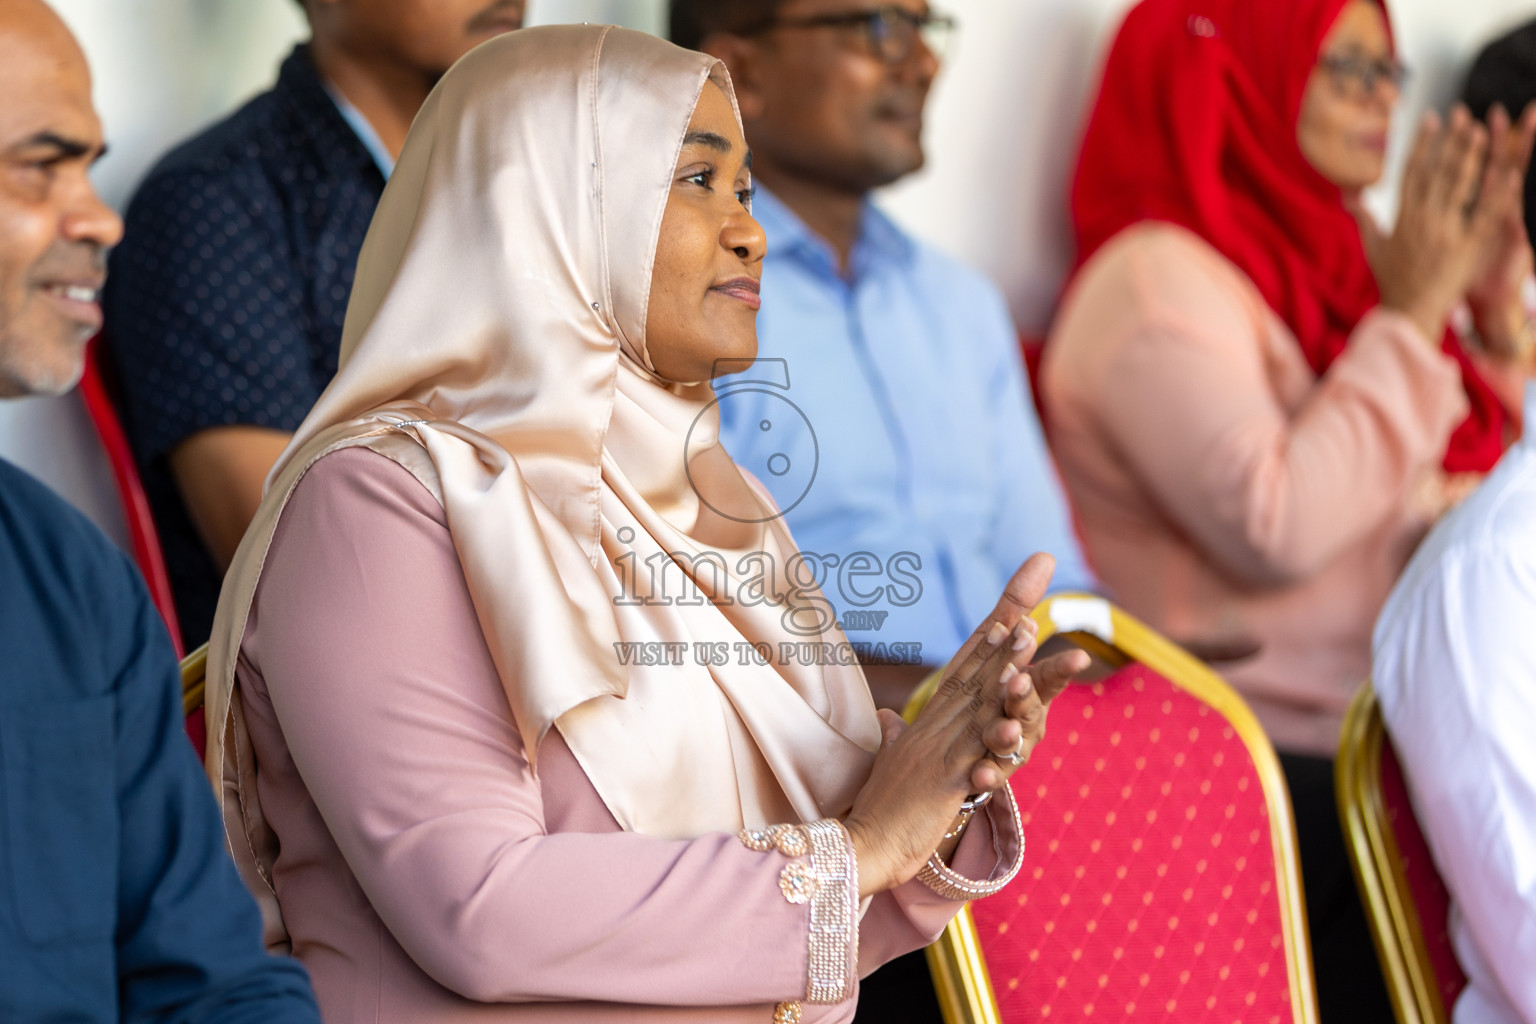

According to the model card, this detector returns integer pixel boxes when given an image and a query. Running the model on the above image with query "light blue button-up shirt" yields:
[715,186,1095,666]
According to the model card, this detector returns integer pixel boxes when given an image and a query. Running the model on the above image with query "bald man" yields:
[0,2,321,1018]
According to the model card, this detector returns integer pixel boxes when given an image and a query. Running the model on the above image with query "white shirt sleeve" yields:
[1374,530,1536,1024]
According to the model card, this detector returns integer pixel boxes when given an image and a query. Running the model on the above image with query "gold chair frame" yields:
[903,594,1318,1024]
[181,642,208,718]
[1336,682,1453,1024]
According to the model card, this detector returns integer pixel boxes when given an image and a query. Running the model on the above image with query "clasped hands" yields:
[844,553,1091,898]
[1372,101,1536,358]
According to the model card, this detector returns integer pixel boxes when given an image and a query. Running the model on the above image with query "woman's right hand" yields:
[1376,105,1523,343]
[842,554,1090,897]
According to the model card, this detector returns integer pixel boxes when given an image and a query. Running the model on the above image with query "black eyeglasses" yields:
[746,5,956,64]
[1317,53,1409,100]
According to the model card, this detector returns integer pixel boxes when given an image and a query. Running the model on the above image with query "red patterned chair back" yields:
[80,339,204,753]
[1337,684,1467,1024]
[80,338,182,653]
[907,596,1317,1024]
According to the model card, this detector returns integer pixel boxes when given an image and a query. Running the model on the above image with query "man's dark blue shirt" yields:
[104,45,386,648]
[0,457,321,1021]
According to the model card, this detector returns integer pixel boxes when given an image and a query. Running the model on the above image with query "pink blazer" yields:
[1041,224,1469,755]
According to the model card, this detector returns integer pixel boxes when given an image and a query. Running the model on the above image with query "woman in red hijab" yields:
[1041,0,1534,1016]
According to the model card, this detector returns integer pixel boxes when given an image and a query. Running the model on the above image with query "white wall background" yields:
[0,0,665,544]
[5,0,1536,542]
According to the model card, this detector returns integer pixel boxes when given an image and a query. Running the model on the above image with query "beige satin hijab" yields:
[203,24,882,945]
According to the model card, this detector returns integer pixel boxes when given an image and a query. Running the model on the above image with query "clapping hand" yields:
[844,553,1091,897]
[1376,105,1525,345]
[1466,102,1536,360]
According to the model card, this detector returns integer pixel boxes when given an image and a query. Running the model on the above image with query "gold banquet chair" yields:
[903,595,1318,1024]
[1336,683,1467,1024]
[181,642,209,730]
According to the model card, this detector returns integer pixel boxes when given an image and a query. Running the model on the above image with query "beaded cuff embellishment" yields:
[738,819,859,1012]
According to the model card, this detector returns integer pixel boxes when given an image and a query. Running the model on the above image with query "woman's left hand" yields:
[961,637,1087,794]
[928,599,1089,868]
[841,554,1090,896]
[1466,103,1536,358]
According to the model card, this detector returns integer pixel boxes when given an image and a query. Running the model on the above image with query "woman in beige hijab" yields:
[202,24,1084,1023]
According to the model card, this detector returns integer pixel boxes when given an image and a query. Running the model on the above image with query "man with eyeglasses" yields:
[669,4,1096,1014]
[668,1,1095,694]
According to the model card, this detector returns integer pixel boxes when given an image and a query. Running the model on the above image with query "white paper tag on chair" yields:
[1049,596,1114,643]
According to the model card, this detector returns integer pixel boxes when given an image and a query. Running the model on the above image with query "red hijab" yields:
[1069,0,1507,473]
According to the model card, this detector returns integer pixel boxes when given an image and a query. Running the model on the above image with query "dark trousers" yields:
[1279,751,1396,1023]
[854,948,941,1023]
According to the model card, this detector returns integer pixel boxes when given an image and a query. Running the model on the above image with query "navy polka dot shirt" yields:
[104,46,385,649]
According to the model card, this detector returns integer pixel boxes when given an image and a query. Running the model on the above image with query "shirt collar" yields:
[324,83,395,179]
[752,184,915,282]
[272,45,385,183]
